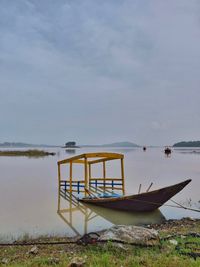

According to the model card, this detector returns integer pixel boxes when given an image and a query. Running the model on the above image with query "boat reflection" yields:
[57,189,166,236]
[83,203,166,225]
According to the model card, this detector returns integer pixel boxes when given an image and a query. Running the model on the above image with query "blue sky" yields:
[0,0,200,145]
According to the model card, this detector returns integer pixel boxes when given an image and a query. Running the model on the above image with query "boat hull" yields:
[80,179,191,212]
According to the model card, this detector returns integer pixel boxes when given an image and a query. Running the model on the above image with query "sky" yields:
[0,0,200,146]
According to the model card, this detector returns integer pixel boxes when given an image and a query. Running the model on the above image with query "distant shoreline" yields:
[173,141,200,147]
[0,149,56,158]
[0,142,59,148]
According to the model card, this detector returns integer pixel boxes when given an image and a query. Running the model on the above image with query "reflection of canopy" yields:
[57,189,99,236]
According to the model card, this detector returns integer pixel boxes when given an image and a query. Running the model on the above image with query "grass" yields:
[0,150,55,158]
[0,219,199,267]
[0,239,200,267]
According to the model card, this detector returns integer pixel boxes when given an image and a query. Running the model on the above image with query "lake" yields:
[0,147,199,242]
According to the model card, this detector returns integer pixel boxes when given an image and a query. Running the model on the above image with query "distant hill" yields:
[101,141,139,147]
[0,142,58,148]
[82,141,139,147]
[173,141,200,147]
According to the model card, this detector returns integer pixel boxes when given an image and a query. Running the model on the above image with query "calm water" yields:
[0,147,199,242]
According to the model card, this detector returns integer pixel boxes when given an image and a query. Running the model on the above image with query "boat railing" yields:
[89,178,123,190]
[60,180,86,194]
[60,178,123,194]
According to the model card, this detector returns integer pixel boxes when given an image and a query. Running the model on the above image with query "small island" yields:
[0,149,56,158]
[173,141,200,147]
[63,141,80,148]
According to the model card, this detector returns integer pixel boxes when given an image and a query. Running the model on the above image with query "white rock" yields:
[68,256,85,267]
[99,225,159,246]
[1,258,9,264]
[28,245,38,255]
[169,239,178,245]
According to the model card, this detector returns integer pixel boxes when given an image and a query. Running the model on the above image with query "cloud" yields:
[0,0,200,145]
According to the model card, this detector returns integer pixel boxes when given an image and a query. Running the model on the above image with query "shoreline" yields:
[1,217,199,266]
[1,217,199,245]
[0,149,56,157]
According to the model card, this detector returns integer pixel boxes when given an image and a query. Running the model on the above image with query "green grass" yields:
[1,237,199,267]
[1,218,199,266]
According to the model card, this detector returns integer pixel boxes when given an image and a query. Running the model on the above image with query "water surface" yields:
[0,147,199,242]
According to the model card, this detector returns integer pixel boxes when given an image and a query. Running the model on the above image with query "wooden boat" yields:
[57,152,191,212]
[164,147,172,155]
[80,179,191,212]
[58,189,166,232]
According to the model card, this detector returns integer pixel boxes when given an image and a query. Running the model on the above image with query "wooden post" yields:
[121,158,125,194]
[58,163,61,192]
[57,190,61,212]
[84,157,88,196]
[103,161,106,191]
[70,162,73,193]
[88,163,91,189]
[57,163,61,211]
[138,184,142,194]
[69,199,72,225]
[84,208,88,234]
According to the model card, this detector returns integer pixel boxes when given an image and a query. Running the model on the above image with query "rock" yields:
[169,239,178,245]
[99,225,159,246]
[1,258,9,264]
[28,245,39,255]
[68,257,85,267]
[188,217,196,221]
[188,232,200,237]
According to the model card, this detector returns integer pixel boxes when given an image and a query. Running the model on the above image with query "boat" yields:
[57,189,166,235]
[57,152,191,212]
[80,179,191,212]
[164,147,172,155]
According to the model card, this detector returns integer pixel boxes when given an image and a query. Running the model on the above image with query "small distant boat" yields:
[164,147,172,155]
[143,146,147,151]
[57,152,191,212]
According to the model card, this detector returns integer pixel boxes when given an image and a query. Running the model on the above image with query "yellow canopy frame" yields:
[57,152,125,197]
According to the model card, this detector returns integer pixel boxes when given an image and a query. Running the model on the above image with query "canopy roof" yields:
[57,152,124,165]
